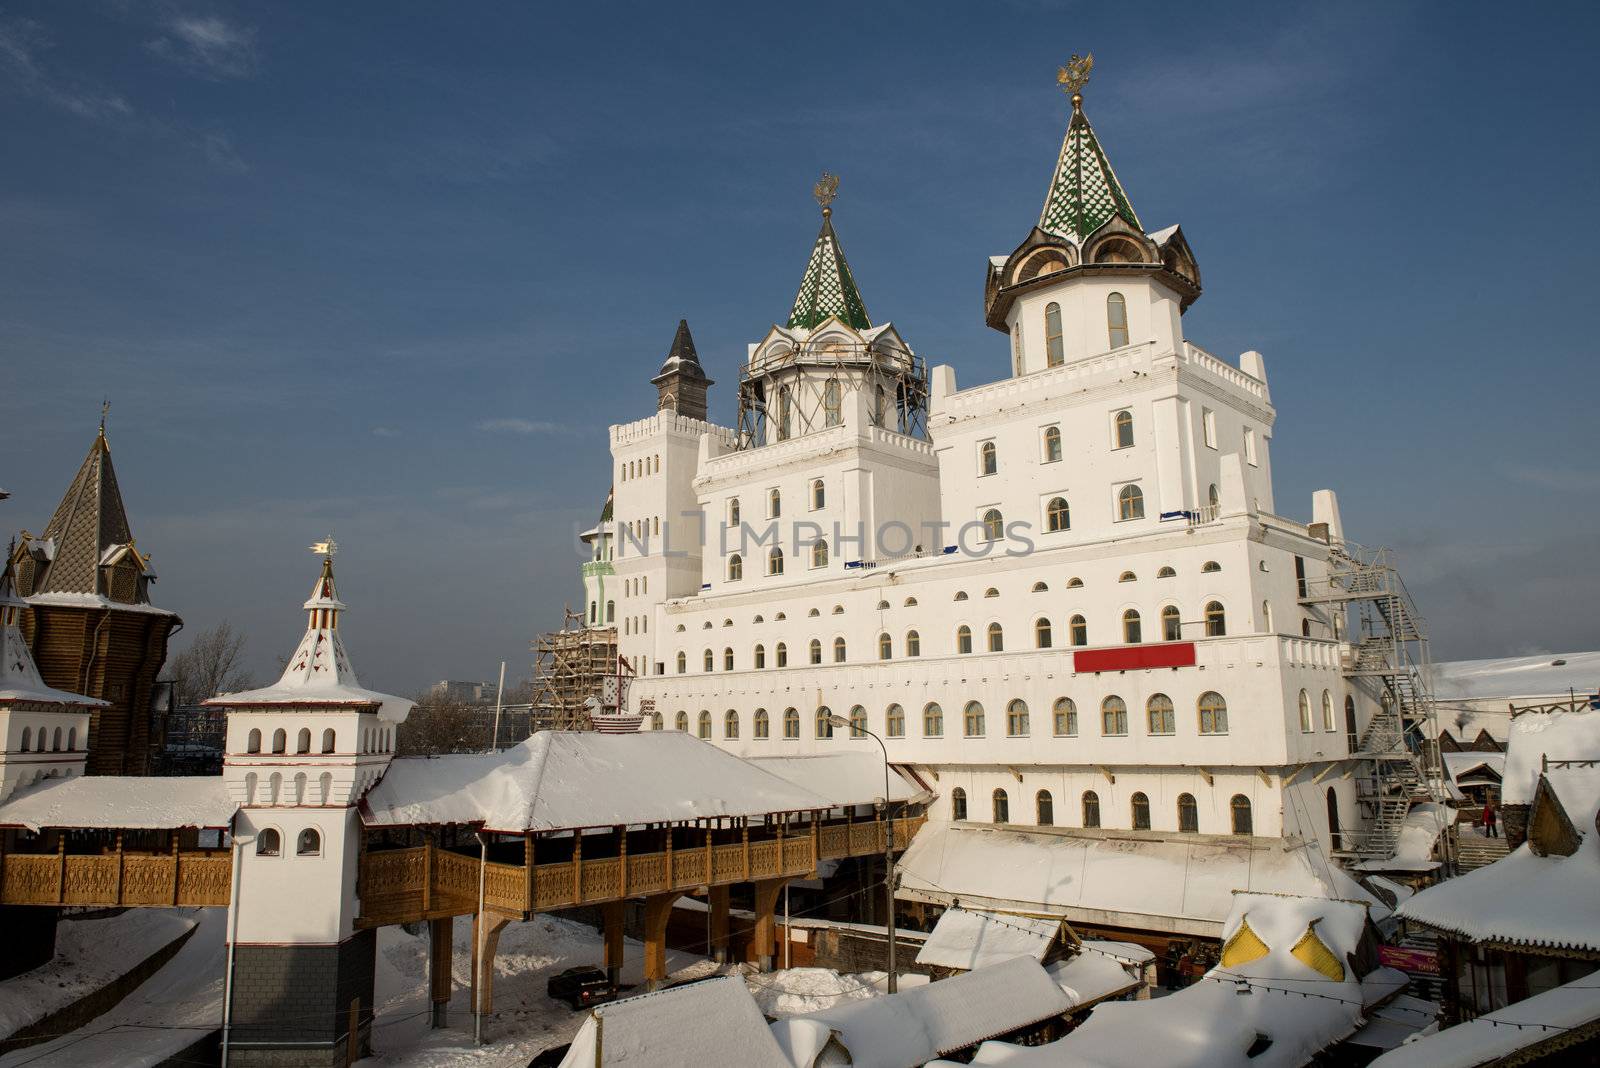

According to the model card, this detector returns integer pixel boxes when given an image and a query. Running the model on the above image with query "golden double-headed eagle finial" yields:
[1057,52,1094,106]
[813,171,840,217]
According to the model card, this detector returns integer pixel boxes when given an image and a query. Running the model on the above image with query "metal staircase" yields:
[1301,542,1446,863]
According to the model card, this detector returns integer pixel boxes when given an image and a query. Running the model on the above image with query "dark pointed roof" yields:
[1038,99,1142,245]
[652,319,710,385]
[33,426,140,597]
[787,214,871,332]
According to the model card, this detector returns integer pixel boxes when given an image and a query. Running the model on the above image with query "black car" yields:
[546,966,617,1011]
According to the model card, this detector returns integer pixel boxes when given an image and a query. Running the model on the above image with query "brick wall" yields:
[228,930,374,1067]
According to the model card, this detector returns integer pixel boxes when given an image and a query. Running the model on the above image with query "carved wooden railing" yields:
[0,849,232,907]
[358,815,924,927]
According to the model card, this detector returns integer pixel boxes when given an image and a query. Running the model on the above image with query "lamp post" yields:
[826,714,898,994]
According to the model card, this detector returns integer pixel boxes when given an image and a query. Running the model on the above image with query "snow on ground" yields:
[0,910,197,1040]
[361,914,711,1067]
[0,907,225,1068]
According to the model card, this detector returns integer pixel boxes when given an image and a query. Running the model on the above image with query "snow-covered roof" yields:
[1355,803,1449,874]
[1,607,106,707]
[0,775,235,831]
[914,908,1062,971]
[940,894,1403,1068]
[1429,651,1600,703]
[769,955,1072,1068]
[1146,224,1180,245]
[1442,751,1503,784]
[1366,972,1600,1067]
[362,732,837,832]
[1046,944,1143,1006]
[746,753,920,808]
[24,591,174,616]
[559,976,790,1068]
[896,822,1375,936]
[1501,707,1600,809]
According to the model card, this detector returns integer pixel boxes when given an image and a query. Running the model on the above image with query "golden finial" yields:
[99,399,110,435]
[309,537,339,560]
[813,171,840,217]
[1057,52,1094,109]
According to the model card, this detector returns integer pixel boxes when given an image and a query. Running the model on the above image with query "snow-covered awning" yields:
[362,732,838,833]
[769,955,1072,1068]
[1366,973,1600,1067]
[559,976,790,1068]
[915,908,1063,971]
[896,822,1377,937]
[0,775,235,832]
[746,753,922,807]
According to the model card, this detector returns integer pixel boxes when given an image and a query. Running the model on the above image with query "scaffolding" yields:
[735,339,930,450]
[1300,541,1447,862]
[530,607,617,732]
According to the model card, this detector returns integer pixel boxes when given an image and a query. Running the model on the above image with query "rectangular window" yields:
[1202,408,1217,449]
[1294,556,1307,598]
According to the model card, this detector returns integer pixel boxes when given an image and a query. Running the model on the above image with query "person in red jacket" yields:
[1481,795,1499,838]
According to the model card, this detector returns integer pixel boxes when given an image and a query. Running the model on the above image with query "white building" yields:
[599,67,1426,946]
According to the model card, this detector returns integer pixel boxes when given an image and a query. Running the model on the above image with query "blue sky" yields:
[3,2,1597,693]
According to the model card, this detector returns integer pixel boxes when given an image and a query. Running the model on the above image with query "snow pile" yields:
[915,908,1062,971]
[769,956,1071,1068]
[1047,942,1145,1005]
[1501,707,1600,811]
[1367,972,1600,1067]
[747,967,887,1017]
[561,976,790,1068]
[364,731,834,831]
[0,774,235,831]
[1359,803,1449,874]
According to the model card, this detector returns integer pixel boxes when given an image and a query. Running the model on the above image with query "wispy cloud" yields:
[371,427,401,438]
[147,15,258,80]
[0,16,134,120]
[1498,462,1600,493]
[477,418,563,435]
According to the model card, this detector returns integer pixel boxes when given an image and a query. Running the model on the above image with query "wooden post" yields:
[429,917,452,1028]
[523,833,534,913]
[642,892,683,988]
[114,833,125,904]
[602,900,626,986]
[741,821,750,881]
[57,834,67,903]
[422,831,434,913]
[573,830,584,903]
[810,812,820,876]
[348,998,360,1062]
[704,824,713,886]
[708,884,731,964]
[618,826,628,897]
[665,823,674,889]
[171,831,181,905]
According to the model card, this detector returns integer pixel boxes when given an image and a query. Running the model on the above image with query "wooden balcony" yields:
[357,815,923,927]
[0,844,232,907]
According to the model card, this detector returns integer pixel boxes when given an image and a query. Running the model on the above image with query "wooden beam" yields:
[1098,765,1116,785]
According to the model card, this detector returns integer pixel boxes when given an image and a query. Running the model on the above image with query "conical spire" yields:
[1038,56,1141,244]
[32,422,139,597]
[787,173,871,332]
[651,319,713,421]
[655,319,707,382]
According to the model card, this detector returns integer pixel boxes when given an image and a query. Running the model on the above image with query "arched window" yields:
[1113,409,1134,449]
[697,710,712,739]
[1101,696,1128,736]
[1032,581,1049,593]
[703,648,714,671]
[1011,323,1024,375]
[18,726,30,752]
[873,384,886,427]
[951,787,967,821]
[957,625,973,654]
[1035,617,1053,649]
[1044,302,1065,366]
[606,601,615,623]
[1177,794,1199,834]
[1201,560,1221,573]
[67,728,76,751]
[1231,795,1254,835]
[811,479,825,510]
[1082,791,1101,828]
[849,705,867,737]
[954,590,969,601]
[723,647,734,671]
[768,547,784,576]
[1204,601,1226,637]
[816,707,834,739]
[923,702,944,737]
[878,632,892,660]
[1147,693,1175,735]
[1036,790,1054,826]
[1131,792,1151,830]
[1006,699,1029,737]
[50,727,61,751]
[728,554,742,581]
[980,441,998,476]
[1161,604,1182,641]
[905,630,921,657]
[778,386,792,440]
[987,622,1004,652]
[1344,695,1358,751]
[754,644,766,669]
[246,728,261,754]
[1066,576,1084,588]
[1199,691,1229,735]
[886,703,905,738]
[675,711,689,732]
[1043,426,1062,463]
[769,487,782,518]
[1053,697,1077,736]
[1106,292,1129,349]
[809,639,822,665]
[982,509,1004,541]
[754,709,769,739]
[271,728,287,754]
[1321,690,1336,732]
[724,709,740,738]
[297,828,322,856]
[833,637,847,663]
[321,728,335,754]
[824,378,842,427]
[811,540,829,568]
[776,642,788,668]
[992,788,1010,824]
[729,498,740,527]
[1119,571,1137,583]
[1046,497,1070,532]
[1117,483,1144,520]
[257,829,281,857]
[1157,566,1176,578]
[1069,615,1088,646]
[1122,609,1142,644]
[984,587,999,599]
[783,707,800,739]
[296,727,311,754]
[676,651,687,674]
[904,597,918,607]
[963,701,986,737]
[1298,689,1314,733]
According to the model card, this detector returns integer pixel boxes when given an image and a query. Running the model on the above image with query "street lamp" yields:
[826,714,899,993]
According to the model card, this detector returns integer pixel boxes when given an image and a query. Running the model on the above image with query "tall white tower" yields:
[206,548,412,1066]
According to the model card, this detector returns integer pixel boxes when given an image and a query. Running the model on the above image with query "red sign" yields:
[1074,642,1197,673]
[1379,945,1440,975]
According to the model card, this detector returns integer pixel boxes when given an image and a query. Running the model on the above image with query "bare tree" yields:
[167,621,255,706]
[396,691,483,756]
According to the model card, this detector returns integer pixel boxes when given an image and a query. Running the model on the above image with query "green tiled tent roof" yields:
[1038,104,1141,244]
[787,216,871,332]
